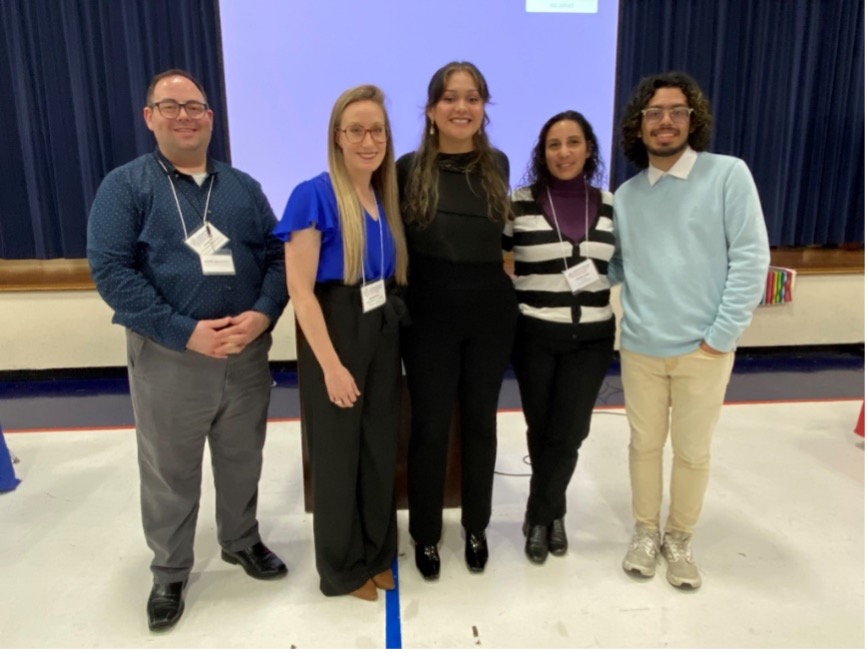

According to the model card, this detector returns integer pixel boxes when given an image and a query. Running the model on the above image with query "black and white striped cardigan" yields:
[504,185,616,339]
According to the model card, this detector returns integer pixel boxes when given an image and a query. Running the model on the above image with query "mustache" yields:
[651,127,680,136]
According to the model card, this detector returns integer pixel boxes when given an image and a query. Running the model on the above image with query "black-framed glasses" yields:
[338,124,388,144]
[641,106,693,124]
[149,100,209,119]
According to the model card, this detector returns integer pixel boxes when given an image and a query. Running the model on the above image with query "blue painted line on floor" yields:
[385,555,402,649]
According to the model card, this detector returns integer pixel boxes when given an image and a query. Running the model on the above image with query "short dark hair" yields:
[524,110,605,195]
[620,71,712,169]
[145,69,208,106]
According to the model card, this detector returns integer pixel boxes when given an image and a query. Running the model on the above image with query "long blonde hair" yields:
[327,85,408,285]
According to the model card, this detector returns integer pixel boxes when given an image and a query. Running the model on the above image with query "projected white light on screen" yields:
[219,0,618,217]
[526,0,598,12]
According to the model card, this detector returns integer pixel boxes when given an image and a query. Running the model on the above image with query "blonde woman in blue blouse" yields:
[275,85,408,601]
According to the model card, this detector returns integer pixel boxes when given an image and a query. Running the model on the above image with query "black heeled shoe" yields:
[465,531,488,573]
[525,524,549,564]
[548,518,568,556]
[415,543,440,581]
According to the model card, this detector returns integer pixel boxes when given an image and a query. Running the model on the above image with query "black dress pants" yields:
[512,318,614,526]
[403,271,517,546]
[299,283,402,596]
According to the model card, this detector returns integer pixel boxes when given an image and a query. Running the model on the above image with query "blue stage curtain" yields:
[0,0,227,259]
[612,0,864,246]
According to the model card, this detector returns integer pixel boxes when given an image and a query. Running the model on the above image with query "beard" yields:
[646,138,689,159]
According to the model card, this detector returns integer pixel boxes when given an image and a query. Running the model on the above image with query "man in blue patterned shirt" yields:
[87,69,288,632]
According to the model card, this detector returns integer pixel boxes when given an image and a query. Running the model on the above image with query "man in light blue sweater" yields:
[609,72,769,589]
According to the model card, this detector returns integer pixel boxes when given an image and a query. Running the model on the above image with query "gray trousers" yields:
[126,329,273,584]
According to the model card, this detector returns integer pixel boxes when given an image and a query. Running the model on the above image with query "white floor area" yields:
[1,400,863,648]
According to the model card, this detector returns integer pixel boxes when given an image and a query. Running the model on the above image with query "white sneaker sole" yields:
[666,570,701,589]
[622,559,656,577]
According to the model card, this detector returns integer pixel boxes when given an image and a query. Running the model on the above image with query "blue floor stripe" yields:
[385,555,402,649]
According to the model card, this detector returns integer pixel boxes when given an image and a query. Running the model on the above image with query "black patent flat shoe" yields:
[465,531,488,573]
[415,543,440,581]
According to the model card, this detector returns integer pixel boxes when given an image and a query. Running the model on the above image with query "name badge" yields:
[185,223,230,257]
[562,259,600,294]
[361,279,386,313]
[200,252,236,275]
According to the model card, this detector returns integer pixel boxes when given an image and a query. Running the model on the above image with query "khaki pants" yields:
[620,347,734,534]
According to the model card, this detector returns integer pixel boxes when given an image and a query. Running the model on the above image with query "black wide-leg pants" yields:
[403,269,517,546]
[512,319,614,526]
[299,284,402,596]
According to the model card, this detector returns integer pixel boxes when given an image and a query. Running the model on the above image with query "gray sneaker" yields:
[622,525,660,577]
[661,531,701,589]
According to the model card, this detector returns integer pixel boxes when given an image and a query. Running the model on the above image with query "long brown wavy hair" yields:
[402,61,511,227]
[620,71,713,169]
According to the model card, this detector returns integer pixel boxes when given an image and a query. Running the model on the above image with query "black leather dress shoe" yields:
[221,541,288,580]
[548,518,568,556]
[525,524,549,564]
[465,531,488,573]
[415,543,440,581]
[147,580,186,632]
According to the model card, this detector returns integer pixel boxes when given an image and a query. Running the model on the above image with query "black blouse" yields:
[396,150,510,264]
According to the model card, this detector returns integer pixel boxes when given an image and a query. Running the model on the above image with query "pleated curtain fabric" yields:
[0,0,228,259]
[612,0,865,247]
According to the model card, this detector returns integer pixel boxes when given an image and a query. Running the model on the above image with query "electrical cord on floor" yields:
[494,455,533,477]
[493,385,628,477]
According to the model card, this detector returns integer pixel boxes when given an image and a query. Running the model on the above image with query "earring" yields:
[429,123,435,136]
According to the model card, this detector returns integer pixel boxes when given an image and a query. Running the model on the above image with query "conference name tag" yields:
[185,223,230,257]
[361,279,386,313]
[562,259,600,294]
[200,252,236,275]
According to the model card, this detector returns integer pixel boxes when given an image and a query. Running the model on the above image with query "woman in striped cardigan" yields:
[504,110,616,564]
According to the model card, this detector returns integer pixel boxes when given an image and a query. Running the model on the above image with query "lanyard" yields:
[545,183,590,271]
[156,158,214,240]
[361,192,385,285]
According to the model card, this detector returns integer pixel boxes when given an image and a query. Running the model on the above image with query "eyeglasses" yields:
[149,100,209,119]
[339,124,388,144]
[641,106,694,124]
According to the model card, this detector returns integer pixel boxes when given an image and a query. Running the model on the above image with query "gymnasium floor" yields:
[0,350,863,648]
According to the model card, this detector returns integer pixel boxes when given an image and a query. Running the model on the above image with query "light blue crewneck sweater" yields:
[609,152,770,357]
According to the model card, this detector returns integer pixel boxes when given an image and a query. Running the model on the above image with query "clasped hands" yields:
[186,310,270,359]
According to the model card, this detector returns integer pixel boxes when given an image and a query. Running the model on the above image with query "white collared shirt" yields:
[647,147,698,186]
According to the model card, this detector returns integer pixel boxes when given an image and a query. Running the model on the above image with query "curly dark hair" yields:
[523,110,605,196]
[403,61,511,227]
[620,71,712,169]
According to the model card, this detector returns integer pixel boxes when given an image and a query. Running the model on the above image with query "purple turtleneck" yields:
[538,175,599,243]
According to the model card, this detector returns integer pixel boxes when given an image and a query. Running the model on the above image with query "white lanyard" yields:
[157,158,214,239]
[545,184,590,271]
[360,193,385,285]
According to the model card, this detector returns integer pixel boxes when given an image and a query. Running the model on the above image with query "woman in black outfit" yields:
[397,61,517,581]
[505,110,616,564]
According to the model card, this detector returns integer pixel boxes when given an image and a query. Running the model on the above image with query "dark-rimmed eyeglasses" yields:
[641,106,693,124]
[338,124,388,144]
[149,100,209,119]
